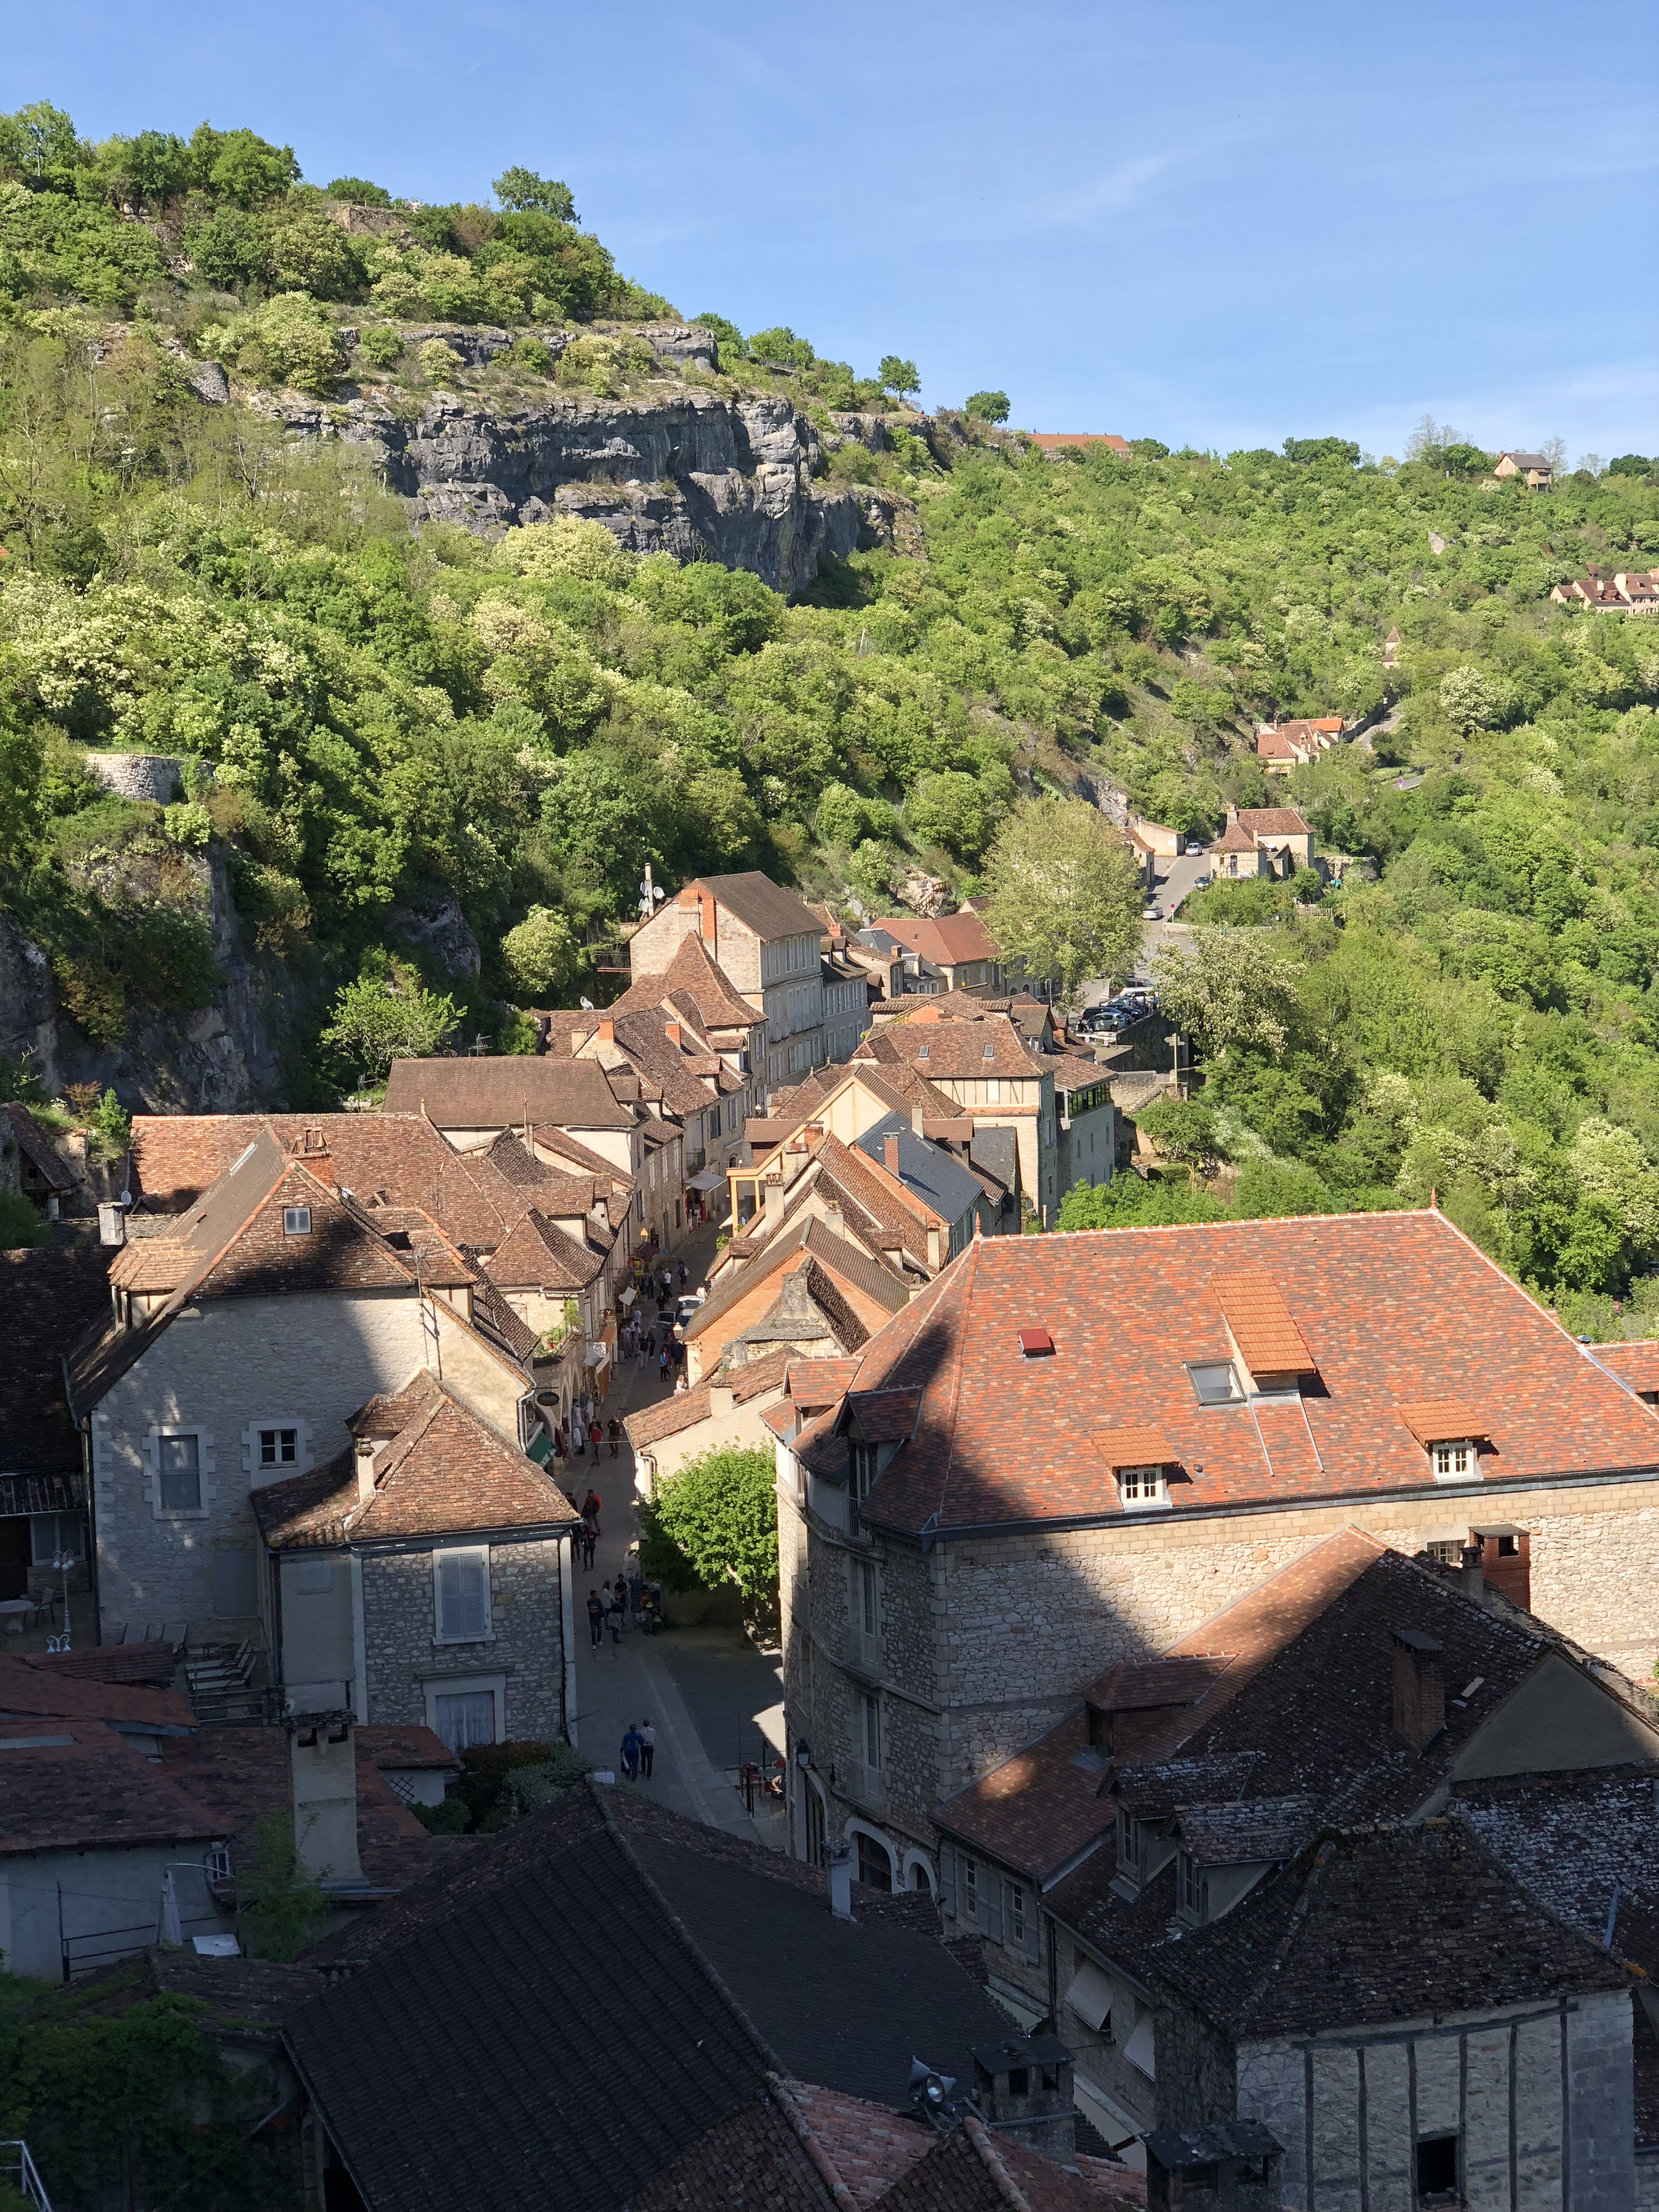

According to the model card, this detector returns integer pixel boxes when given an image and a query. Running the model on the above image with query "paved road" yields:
[567,1223,787,1850]
[1078,853,1207,1006]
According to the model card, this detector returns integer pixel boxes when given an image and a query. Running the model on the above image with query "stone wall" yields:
[91,1287,429,1638]
[359,1535,565,1742]
[1234,1991,1635,2212]
[81,752,187,805]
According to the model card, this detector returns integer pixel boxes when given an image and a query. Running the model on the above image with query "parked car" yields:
[1141,903,1162,921]
[675,1290,706,1329]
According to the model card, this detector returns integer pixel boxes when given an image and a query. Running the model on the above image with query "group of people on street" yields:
[619,1718,656,1781]
[585,1561,664,1647]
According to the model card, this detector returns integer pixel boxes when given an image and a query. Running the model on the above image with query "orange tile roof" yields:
[1238,806,1313,837]
[1395,1400,1491,1446]
[1596,1341,1659,1396]
[1029,432,1131,455]
[1093,1425,1180,1469]
[805,1214,1659,1536]
[869,912,1001,967]
[1211,1270,1316,1375]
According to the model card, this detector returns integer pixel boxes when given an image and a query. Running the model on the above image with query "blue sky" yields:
[10,0,1656,457]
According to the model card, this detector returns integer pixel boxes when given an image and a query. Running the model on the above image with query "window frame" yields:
[1117,1463,1170,1508]
[259,1426,300,1470]
[861,1689,883,1770]
[149,1425,211,1519]
[1187,1360,1241,1406]
[1178,1849,1208,1922]
[432,1545,493,1645]
[282,1205,312,1237]
[1432,1438,1477,1482]
[422,1671,506,1748]
[29,1510,82,1566]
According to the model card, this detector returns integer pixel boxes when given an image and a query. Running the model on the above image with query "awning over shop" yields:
[686,1168,725,1192]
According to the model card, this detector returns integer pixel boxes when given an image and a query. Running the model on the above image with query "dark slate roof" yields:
[0,1242,112,1474]
[628,1829,1015,2108]
[1455,1766,1659,1979]
[1176,1797,1320,1867]
[285,1783,1012,2212]
[696,872,822,942]
[1152,1822,1626,2042]
[853,1112,985,1228]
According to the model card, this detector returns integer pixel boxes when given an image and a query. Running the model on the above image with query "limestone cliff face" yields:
[284,384,864,596]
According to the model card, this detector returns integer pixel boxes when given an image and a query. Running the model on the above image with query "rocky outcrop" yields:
[274,382,868,596]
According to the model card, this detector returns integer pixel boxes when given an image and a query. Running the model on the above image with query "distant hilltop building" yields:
[1254,717,1344,775]
[1029,433,1131,458]
[1493,451,1553,488]
[1552,566,1659,615]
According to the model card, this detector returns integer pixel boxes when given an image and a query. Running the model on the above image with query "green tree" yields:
[1135,1098,1228,1172]
[906,768,994,860]
[0,1192,47,1250]
[982,799,1144,1002]
[319,964,458,1084]
[236,1812,328,1960]
[639,1444,778,1602]
[1151,932,1305,1060]
[500,905,584,1001]
[878,355,920,400]
[1233,1156,1334,1217]
[327,175,392,206]
[963,390,1010,422]
[492,166,576,221]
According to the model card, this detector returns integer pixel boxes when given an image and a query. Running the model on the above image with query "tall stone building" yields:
[773,1209,1659,1897]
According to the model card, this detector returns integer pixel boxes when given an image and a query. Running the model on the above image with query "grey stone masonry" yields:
[360,1536,566,1744]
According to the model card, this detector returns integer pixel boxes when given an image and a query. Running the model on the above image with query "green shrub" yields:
[417,336,462,384]
[0,1191,47,1249]
[639,1444,777,1601]
[410,1796,469,1834]
[963,389,1010,422]
[508,333,555,375]
[197,293,346,395]
[237,1812,327,1961]
[500,904,583,1000]
[452,1739,557,1829]
[356,324,404,369]
[163,799,211,847]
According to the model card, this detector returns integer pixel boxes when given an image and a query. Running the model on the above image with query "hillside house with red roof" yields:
[1211,806,1316,880]
[770,1209,1659,1906]
[1030,434,1133,460]
[1253,718,1343,777]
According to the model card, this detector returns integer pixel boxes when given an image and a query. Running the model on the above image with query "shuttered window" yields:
[434,1547,491,1642]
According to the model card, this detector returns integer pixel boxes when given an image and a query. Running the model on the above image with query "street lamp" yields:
[46,1549,75,1652]
[795,1740,812,1769]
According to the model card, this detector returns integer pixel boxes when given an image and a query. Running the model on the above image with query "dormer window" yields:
[1433,1439,1476,1481]
[1178,1850,1208,1923]
[1188,1361,1240,1405]
[1117,1464,1169,1507]
[849,1442,878,1501]
[1117,1808,1142,1881]
[283,1206,311,1237]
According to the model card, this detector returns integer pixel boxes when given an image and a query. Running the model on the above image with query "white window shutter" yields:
[436,1548,489,1641]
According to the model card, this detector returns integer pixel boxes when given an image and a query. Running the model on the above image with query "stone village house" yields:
[931,1525,1659,2201]
[64,1125,578,1750]
[770,1208,1659,1905]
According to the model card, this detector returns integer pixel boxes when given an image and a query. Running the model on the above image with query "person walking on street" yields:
[606,1587,623,1644]
[620,1722,642,1781]
[612,1574,629,1631]
[588,1415,603,1457]
[624,1552,643,1615]
[582,1487,601,1529]
[677,1260,687,1291]
[638,1719,655,1778]
[607,1415,622,1458]
[586,1589,603,1649]
[658,1345,670,1386]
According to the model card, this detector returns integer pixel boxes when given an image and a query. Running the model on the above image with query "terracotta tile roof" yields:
[0,1651,194,1729]
[131,1113,530,1251]
[1211,1270,1316,1375]
[470,1275,540,1364]
[1154,1823,1625,2043]
[859,1016,1041,1083]
[845,1387,923,1442]
[0,1243,113,1474]
[1092,1425,1179,1470]
[635,932,764,1032]
[774,2080,933,2208]
[817,1214,1659,1537]
[1211,822,1258,853]
[1237,807,1312,838]
[1395,1398,1490,1445]
[357,1724,462,1775]
[0,1719,222,1852]
[109,1236,191,1293]
[1086,1657,1231,1714]
[252,1374,577,1547]
[788,1358,864,1407]
[1255,732,1301,759]
[1594,1340,1659,1396]
[687,1214,910,1349]
[869,913,1001,968]
[622,1344,794,1451]
[484,1207,604,1292]
[27,1641,178,1687]
[382,1056,636,1130]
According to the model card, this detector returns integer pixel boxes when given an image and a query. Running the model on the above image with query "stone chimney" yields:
[826,1839,854,1920]
[354,1438,377,1505]
[97,1201,126,1248]
[763,1179,785,1226]
[970,2036,1077,2161]
[664,1020,681,1046]
[289,1715,363,1884]
[883,1134,902,1176]
[698,890,718,943]
[1461,1541,1486,1609]
[1391,1626,1445,1750]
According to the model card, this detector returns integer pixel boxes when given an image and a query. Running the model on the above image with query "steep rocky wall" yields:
[272,380,874,596]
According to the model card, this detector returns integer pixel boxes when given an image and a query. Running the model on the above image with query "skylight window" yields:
[1188,1361,1240,1406]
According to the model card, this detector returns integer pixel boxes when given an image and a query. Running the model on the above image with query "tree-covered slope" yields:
[3,102,1659,1319]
